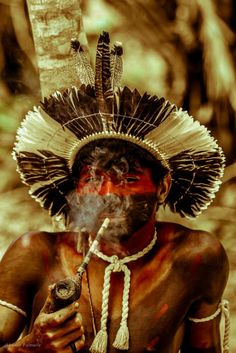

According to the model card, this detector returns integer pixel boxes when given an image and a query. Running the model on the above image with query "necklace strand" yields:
[89,230,157,353]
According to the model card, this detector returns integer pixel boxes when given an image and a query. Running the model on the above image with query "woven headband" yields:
[13,31,225,222]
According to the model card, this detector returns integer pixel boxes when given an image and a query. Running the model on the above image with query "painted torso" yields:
[26,222,214,353]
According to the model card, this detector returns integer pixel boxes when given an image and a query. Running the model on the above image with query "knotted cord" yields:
[89,230,157,353]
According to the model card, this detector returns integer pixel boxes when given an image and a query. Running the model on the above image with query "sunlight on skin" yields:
[20,234,31,248]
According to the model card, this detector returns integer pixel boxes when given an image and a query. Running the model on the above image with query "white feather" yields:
[145,109,219,158]
[14,107,79,160]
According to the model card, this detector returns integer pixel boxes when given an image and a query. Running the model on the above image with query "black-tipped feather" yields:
[16,150,74,217]
[167,149,224,217]
[71,39,95,86]
[111,42,123,89]
[95,32,113,116]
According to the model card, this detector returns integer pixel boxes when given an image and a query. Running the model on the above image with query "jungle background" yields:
[0,0,235,349]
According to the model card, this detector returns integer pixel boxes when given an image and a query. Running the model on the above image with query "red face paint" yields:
[76,166,157,196]
[155,303,169,319]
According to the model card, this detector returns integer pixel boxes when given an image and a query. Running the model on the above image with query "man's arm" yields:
[0,232,45,343]
[0,300,85,353]
[181,231,229,353]
[182,301,222,353]
[0,231,59,331]
[0,232,85,352]
[0,308,26,346]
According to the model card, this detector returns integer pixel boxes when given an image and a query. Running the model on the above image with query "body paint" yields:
[155,303,169,319]
[146,336,160,351]
[191,254,202,274]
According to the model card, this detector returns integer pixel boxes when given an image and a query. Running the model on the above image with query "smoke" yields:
[67,191,131,237]
[67,191,157,243]
[67,146,157,243]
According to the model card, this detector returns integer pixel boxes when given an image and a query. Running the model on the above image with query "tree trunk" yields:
[26,0,83,97]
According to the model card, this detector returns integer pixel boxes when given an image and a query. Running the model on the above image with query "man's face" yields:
[72,161,158,242]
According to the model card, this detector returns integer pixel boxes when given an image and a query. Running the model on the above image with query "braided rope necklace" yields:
[89,230,157,353]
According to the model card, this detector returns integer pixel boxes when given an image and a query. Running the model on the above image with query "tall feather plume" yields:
[95,31,114,131]
[110,41,123,89]
[71,39,95,86]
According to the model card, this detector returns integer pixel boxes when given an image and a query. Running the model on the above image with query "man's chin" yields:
[97,217,130,243]
[100,217,147,244]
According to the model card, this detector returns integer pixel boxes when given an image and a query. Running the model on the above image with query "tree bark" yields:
[26,0,83,97]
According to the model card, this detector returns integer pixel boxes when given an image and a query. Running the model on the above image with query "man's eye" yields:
[84,177,92,183]
[81,176,93,183]
[126,176,140,183]
[82,175,102,183]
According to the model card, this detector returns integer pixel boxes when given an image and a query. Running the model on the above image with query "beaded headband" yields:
[13,31,225,222]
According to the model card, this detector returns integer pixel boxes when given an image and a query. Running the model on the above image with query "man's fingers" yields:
[38,301,80,328]
[52,328,85,349]
[62,334,86,353]
[46,312,83,340]
[70,334,85,352]
[52,302,80,325]
[40,285,54,313]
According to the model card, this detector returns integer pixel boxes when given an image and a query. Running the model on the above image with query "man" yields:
[0,32,229,353]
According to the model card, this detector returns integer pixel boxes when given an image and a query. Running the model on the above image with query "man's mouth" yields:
[99,212,126,221]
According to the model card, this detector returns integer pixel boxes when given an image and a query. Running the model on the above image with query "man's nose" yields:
[99,178,117,195]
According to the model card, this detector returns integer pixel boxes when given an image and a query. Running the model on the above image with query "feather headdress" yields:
[13,31,225,222]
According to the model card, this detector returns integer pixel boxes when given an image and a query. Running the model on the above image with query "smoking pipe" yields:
[48,217,110,313]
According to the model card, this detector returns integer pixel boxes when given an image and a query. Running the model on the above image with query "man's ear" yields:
[156,174,172,204]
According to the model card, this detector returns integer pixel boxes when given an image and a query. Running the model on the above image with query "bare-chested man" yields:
[0,32,229,353]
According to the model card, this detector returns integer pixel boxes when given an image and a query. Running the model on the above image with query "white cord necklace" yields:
[89,229,157,353]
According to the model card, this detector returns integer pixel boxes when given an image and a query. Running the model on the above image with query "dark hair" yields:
[72,139,169,185]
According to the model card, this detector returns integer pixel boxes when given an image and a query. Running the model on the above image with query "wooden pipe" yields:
[48,218,110,313]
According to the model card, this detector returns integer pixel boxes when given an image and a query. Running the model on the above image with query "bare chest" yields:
[77,265,188,353]
[33,245,191,352]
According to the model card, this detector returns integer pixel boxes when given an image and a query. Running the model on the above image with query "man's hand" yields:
[7,292,86,353]
[30,299,85,352]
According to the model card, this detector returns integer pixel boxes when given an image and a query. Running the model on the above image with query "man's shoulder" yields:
[13,230,76,248]
[158,221,228,275]
[11,230,55,253]
[159,221,225,255]
[158,222,229,299]
[3,230,77,263]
